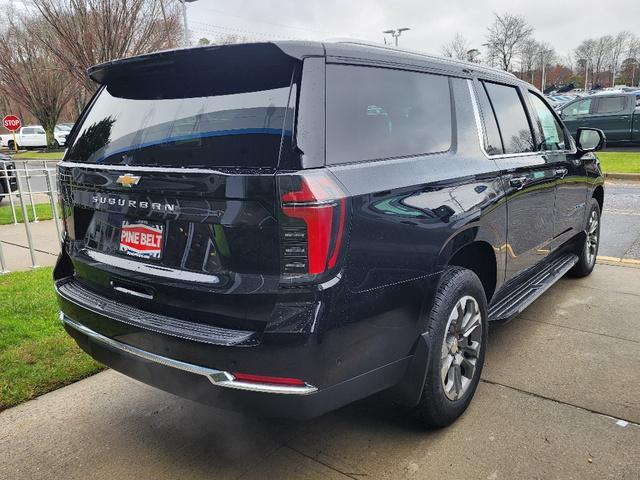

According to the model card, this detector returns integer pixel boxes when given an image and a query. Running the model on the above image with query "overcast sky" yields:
[188,0,639,61]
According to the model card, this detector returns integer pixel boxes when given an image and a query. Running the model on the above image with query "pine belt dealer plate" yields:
[119,220,164,260]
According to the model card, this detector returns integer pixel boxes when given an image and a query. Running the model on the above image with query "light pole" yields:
[584,59,589,91]
[383,28,410,47]
[179,0,198,47]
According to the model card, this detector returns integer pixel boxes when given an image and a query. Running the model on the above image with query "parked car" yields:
[545,94,576,110]
[54,41,605,427]
[1,124,72,149]
[0,153,17,202]
[559,92,640,144]
[54,124,72,146]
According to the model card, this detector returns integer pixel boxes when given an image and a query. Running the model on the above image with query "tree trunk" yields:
[38,116,59,149]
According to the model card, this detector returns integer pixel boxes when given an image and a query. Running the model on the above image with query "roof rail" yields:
[330,39,517,78]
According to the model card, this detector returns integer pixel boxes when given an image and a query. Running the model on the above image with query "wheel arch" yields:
[446,240,498,303]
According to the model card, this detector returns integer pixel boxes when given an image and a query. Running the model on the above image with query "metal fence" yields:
[0,161,61,273]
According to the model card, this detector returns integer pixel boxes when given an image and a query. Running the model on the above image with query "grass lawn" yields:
[0,268,103,411]
[10,151,64,160]
[0,202,59,225]
[597,152,640,174]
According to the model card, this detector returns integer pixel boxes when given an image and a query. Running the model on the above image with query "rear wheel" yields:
[413,267,488,428]
[569,198,600,278]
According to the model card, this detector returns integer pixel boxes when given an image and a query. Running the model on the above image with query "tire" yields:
[7,140,14,150]
[569,198,600,278]
[412,267,488,428]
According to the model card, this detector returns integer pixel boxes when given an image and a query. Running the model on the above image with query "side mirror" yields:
[576,127,605,153]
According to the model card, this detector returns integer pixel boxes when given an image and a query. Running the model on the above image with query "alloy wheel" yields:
[440,295,482,401]
[586,209,599,266]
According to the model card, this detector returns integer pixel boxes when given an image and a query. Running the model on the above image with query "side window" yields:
[22,128,34,134]
[326,65,452,164]
[483,82,534,154]
[527,92,566,151]
[595,96,627,114]
[563,98,592,117]
[35,128,46,135]
[475,82,504,155]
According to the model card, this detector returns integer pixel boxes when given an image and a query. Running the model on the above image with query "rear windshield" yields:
[67,56,297,168]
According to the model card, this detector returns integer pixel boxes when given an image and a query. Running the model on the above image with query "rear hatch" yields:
[58,44,301,333]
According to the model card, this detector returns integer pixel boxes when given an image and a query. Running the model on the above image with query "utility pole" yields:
[179,0,198,47]
[540,51,545,91]
[383,28,410,47]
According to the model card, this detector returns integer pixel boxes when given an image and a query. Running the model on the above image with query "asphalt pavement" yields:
[599,181,640,260]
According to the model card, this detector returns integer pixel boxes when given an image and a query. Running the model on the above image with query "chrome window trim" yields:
[83,249,222,285]
[466,79,576,160]
[61,313,318,395]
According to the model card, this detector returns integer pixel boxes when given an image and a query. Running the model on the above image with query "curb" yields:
[604,172,640,181]
[597,256,640,268]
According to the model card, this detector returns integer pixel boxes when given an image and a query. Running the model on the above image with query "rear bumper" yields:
[62,312,410,419]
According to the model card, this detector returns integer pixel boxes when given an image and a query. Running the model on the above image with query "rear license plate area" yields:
[119,220,164,260]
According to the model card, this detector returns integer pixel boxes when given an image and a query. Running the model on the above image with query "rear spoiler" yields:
[87,41,325,85]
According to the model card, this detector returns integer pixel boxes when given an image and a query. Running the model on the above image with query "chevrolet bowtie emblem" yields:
[116,174,141,188]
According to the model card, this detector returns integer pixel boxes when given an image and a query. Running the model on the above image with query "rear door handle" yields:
[555,168,568,178]
[509,176,527,190]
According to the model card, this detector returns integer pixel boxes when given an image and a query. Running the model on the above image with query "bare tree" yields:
[628,36,640,86]
[592,35,613,85]
[575,38,596,88]
[31,0,182,92]
[519,38,540,82]
[609,31,633,86]
[485,12,534,71]
[0,16,73,147]
[442,33,470,61]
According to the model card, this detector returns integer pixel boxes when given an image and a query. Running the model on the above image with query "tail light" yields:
[278,170,349,282]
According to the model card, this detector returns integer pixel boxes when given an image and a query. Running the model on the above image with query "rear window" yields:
[67,58,297,168]
[595,96,627,114]
[326,65,451,164]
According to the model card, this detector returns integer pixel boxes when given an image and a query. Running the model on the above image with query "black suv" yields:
[55,41,605,427]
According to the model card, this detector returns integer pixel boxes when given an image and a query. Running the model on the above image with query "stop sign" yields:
[3,115,21,132]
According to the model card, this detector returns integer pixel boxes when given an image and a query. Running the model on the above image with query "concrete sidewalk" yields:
[1,262,639,479]
[0,219,60,271]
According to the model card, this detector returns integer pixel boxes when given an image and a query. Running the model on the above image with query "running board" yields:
[489,253,578,323]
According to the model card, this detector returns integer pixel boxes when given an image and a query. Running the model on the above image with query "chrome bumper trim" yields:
[82,249,221,285]
[60,313,318,395]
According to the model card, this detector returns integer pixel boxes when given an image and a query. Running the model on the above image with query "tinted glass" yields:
[35,128,45,134]
[596,96,626,114]
[563,98,592,116]
[22,128,34,134]
[527,92,566,151]
[476,83,504,155]
[484,82,534,154]
[67,67,296,167]
[326,65,451,164]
